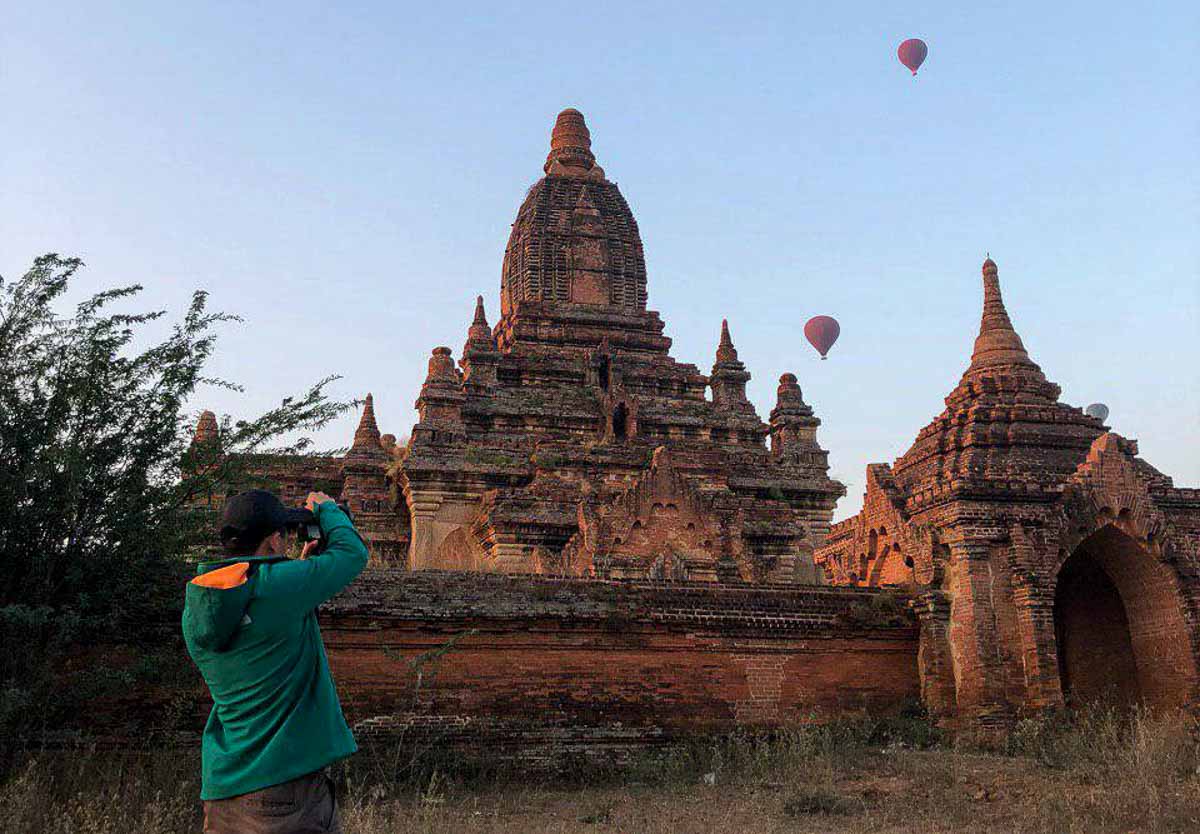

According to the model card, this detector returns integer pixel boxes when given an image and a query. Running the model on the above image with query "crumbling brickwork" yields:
[319,571,920,740]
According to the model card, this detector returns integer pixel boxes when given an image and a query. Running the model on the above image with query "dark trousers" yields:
[202,771,340,834]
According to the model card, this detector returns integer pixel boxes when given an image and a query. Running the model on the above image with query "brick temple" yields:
[196,108,845,583]
[187,110,1200,736]
[401,108,843,581]
[815,256,1200,726]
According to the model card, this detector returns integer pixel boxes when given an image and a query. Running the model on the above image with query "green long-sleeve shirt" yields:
[182,500,369,800]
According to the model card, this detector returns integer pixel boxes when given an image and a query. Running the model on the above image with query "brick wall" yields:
[74,570,919,761]
[320,570,921,744]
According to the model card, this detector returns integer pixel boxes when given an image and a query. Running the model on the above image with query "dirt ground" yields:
[3,711,1198,834]
[339,748,1200,834]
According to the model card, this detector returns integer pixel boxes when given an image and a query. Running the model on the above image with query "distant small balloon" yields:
[804,316,841,360]
[898,38,928,76]
[1085,403,1109,422]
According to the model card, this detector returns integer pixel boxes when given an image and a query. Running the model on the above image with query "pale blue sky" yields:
[3,1,1197,520]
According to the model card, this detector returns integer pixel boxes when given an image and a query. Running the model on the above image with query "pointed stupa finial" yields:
[351,393,382,451]
[544,108,597,173]
[969,255,1033,370]
[710,318,752,411]
[465,296,495,349]
[716,318,739,363]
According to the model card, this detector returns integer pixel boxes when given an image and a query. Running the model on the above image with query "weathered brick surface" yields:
[320,570,920,737]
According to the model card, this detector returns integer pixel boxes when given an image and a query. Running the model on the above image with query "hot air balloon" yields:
[804,315,840,360]
[898,38,928,76]
[1085,403,1109,422]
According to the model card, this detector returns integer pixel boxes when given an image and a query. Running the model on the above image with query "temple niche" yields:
[815,257,1200,730]
[398,108,844,583]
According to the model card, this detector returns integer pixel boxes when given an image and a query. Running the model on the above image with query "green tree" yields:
[0,254,350,626]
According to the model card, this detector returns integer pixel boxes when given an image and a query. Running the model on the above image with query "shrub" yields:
[0,254,350,627]
[0,254,350,745]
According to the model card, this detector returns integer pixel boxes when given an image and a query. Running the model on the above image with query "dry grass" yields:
[2,709,1197,834]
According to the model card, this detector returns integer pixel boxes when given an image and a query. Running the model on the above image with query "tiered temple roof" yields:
[399,109,844,581]
[890,257,1107,511]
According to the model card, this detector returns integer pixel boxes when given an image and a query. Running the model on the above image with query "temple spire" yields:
[716,319,738,363]
[769,373,821,459]
[463,298,499,391]
[351,393,383,451]
[772,373,807,413]
[710,319,752,413]
[414,347,466,438]
[543,108,604,178]
[969,256,1034,370]
[467,295,493,344]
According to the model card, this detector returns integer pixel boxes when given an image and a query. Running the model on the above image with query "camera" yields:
[288,502,354,555]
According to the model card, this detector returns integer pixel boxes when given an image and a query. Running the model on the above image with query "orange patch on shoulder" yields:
[191,562,251,589]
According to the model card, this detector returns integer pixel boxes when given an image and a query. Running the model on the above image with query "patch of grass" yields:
[619,712,938,791]
[532,450,566,469]
[782,786,863,817]
[577,805,613,823]
[2,709,1198,833]
[0,747,201,834]
[999,704,1200,829]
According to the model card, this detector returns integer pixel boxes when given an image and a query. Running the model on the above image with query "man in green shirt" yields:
[183,488,369,834]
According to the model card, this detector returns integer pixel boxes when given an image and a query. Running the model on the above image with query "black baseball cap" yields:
[219,489,311,552]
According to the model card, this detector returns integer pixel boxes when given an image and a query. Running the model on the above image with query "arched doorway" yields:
[1053,524,1196,710]
[1054,550,1139,707]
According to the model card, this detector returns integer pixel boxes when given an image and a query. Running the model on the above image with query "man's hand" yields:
[305,491,335,511]
[299,539,322,560]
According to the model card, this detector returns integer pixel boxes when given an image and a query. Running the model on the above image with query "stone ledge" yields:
[322,569,916,634]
